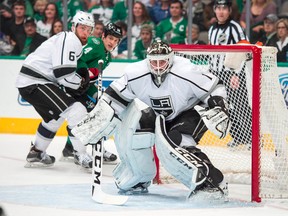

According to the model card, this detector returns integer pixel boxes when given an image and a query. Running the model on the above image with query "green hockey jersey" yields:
[155,17,187,44]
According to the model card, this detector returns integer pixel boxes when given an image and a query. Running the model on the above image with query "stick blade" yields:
[92,191,129,205]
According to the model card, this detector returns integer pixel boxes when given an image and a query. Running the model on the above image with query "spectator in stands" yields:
[240,0,276,43]
[131,1,154,40]
[36,2,59,38]
[185,23,206,44]
[24,0,34,17]
[18,16,47,56]
[111,0,128,23]
[0,1,13,34]
[155,0,187,44]
[0,31,15,55]
[56,0,85,30]
[0,2,13,33]
[275,18,288,62]
[258,13,278,46]
[203,0,217,31]
[88,0,114,25]
[50,18,63,36]
[3,0,26,55]
[133,23,154,59]
[92,20,105,38]
[184,0,209,32]
[149,0,171,25]
[33,0,48,21]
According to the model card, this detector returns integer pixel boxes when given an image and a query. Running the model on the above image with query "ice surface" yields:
[0,134,287,216]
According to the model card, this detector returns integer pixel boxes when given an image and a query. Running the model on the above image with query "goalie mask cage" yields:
[153,44,288,202]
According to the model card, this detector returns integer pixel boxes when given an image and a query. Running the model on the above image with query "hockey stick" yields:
[91,59,128,205]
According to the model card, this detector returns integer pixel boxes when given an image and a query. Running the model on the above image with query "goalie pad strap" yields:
[155,115,208,190]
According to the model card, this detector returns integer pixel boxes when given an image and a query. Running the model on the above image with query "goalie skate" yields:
[25,144,55,168]
[59,144,74,162]
[118,181,151,195]
[74,152,93,169]
[187,180,229,203]
[103,149,117,164]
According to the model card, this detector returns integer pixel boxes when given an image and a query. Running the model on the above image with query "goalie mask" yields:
[146,39,174,86]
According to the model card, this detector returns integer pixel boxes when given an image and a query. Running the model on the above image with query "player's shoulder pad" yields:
[124,59,149,78]
[89,36,101,45]
[64,31,83,57]
[171,56,204,76]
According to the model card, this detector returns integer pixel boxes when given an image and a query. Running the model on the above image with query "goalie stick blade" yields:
[92,191,129,205]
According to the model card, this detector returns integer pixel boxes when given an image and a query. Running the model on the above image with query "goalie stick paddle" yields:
[91,59,128,205]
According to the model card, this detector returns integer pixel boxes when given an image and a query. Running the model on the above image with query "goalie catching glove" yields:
[195,96,231,139]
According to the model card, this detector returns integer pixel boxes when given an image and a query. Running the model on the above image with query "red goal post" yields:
[152,44,288,202]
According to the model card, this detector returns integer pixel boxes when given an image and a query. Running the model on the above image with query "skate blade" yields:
[103,160,118,165]
[118,188,149,195]
[59,156,74,162]
[24,162,54,168]
[74,163,92,172]
[187,190,229,203]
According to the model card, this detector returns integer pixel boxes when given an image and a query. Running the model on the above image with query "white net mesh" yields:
[154,45,288,201]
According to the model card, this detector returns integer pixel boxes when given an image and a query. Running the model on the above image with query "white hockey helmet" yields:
[146,39,174,86]
[72,11,95,33]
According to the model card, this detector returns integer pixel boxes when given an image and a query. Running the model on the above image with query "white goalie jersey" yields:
[15,31,83,90]
[105,56,227,121]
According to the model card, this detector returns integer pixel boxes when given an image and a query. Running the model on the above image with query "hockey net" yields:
[153,44,288,202]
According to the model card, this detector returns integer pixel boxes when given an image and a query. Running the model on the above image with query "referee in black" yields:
[208,0,252,149]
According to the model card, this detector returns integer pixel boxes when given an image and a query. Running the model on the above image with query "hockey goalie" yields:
[72,39,230,199]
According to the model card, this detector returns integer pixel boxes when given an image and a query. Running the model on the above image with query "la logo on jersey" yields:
[150,96,174,117]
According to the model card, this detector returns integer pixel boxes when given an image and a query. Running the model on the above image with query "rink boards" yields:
[1,58,288,135]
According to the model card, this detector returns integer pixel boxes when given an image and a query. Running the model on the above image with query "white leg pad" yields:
[155,115,208,191]
[113,99,156,191]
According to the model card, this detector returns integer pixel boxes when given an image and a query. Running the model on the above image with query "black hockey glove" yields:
[77,67,90,95]
[207,96,229,115]
[65,68,90,97]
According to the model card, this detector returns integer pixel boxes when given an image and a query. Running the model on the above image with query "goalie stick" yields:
[91,59,128,205]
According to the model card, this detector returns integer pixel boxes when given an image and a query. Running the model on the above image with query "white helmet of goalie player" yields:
[146,39,174,86]
[71,11,95,45]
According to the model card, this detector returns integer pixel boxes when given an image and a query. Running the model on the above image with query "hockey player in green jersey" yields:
[155,0,187,44]
[62,22,123,163]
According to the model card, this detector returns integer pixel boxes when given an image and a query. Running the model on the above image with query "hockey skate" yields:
[25,144,55,168]
[74,151,93,169]
[118,181,151,195]
[60,143,74,162]
[187,179,229,202]
[103,149,117,164]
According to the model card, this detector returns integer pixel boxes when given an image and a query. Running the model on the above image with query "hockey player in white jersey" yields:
[72,39,231,197]
[15,11,95,169]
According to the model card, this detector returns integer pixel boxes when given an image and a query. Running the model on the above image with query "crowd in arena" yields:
[1,0,288,61]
